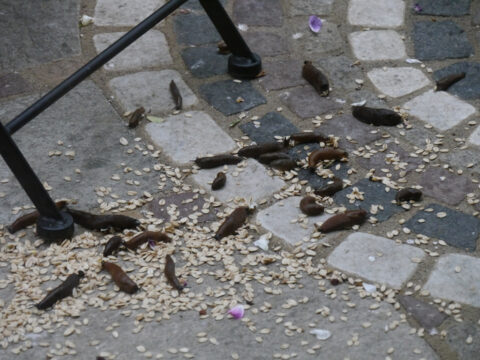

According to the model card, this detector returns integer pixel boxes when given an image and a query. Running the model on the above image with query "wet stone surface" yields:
[233,0,284,27]
[181,45,228,78]
[240,112,298,144]
[413,21,474,61]
[0,73,30,98]
[174,13,221,45]
[413,0,471,17]
[279,86,342,119]
[420,167,473,206]
[404,204,480,251]
[397,295,448,331]
[199,80,266,116]
[333,178,404,222]
[259,59,307,91]
[433,62,480,100]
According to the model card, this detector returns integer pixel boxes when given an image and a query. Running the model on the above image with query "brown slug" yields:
[103,236,125,257]
[352,106,403,126]
[288,132,329,146]
[395,188,422,204]
[102,261,139,294]
[308,148,348,168]
[128,107,145,128]
[194,154,242,169]
[302,61,329,96]
[169,80,182,110]
[217,41,230,54]
[211,172,227,190]
[8,200,68,234]
[257,152,292,165]
[435,72,465,92]
[317,209,368,233]
[36,271,84,310]
[215,206,251,240]
[299,196,324,216]
[270,158,297,171]
[124,231,172,250]
[164,255,184,292]
[314,178,344,197]
[237,142,285,158]
[67,208,140,231]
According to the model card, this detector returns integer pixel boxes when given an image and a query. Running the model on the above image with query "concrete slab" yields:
[367,67,431,98]
[349,30,407,61]
[348,0,405,28]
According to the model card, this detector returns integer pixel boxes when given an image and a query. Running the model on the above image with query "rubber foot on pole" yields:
[36,211,74,243]
[228,53,262,79]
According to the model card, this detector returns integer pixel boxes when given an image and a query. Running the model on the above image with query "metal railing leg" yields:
[0,123,74,241]
[199,0,262,79]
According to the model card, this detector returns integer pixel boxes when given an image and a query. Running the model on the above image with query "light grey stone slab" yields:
[289,0,334,16]
[145,111,236,165]
[93,31,172,71]
[424,254,480,307]
[94,0,166,26]
[404,90,476,131]
[367,67,431,98]
[192,159,285,204]
[328,233,425,289]
[469,126,480,147]
[109,70,197,114]
[256,196,334,246]
[348,0,405,28]
[349,30,407,61]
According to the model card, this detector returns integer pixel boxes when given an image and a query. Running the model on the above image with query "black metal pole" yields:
[0,122,74,241]
[199,0,262,79]
[5,0,188,135]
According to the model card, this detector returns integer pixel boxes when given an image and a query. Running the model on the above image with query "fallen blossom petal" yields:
[227,305,245,319]
[253,234,269,251]
[309,329,331,340]
[148,239,156,250]
[309,16,322,33]
[413,4,422,12]
[362,283,377,293]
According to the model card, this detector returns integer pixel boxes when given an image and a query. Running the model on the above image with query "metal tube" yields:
[5,0,188,135]
[0,122,61,220]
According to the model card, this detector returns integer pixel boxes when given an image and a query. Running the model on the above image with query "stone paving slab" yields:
[470,126,480,147]
[404,203,480,251]
[233,0,283,27]
[109,70,198,114]
[145,111,237,165]
[94,0,166,26]
[259,59,307,91]
[279,87,342,119]
[349,30,407,61]
[0,73,31,98]
[328,233,425,289]
[424,254,480,307]
[367,67,431,98]
[316,56,364,92]
[413,21,474,61]
[446,322,480,360]
[192,159,285,203]
[174,13,221,45]
[290,20,343,58]
[296,165,350,188]
[181,45,228,78]
[333,178,403,222]
[93,31,172,72]
[0,0,81,72]
[348,0,405,28]
[413,0,471,17]
[243,32,289,57]
[404,90,476,131]
[199,80,266,116]
[240,112,298,144]
[289,0,334,16]
[420,167,474,206]
[256,196,333,246]
[397,295,448,331]
[439,148,480,172]
[433,62,480,100]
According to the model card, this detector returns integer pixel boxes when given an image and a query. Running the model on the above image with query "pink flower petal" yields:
[227,305,245,319]
[148,239,156,250]
[309,15,322,33]
[413,4,422,12]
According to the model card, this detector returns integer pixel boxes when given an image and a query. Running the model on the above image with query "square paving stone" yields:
[317,56,364,92]
[94,0,166,26]
[413,0,471,16]
[192,159,285,203]
[243,32,289,57]
[0,0,80,72]
[398,295,447,331]
[93,31,172,71]
[349,30,406,61]
[367,67,431,98]
[256,196,335,246]
[289,0,334,16]
[174,13,221,45]
[240,112,298,143]
[346,89,388,108]
[297,164,350,188]
[259,59,307,91]
[317,114,383,152]
[199,80,266,116]
[439,148,480,172]
[446,322,480,360]
[279,86,342,119]
[424,254,480,307]
[290,20,343,58]
[328,233,425,289]
[145,111,236,165]
[404,90,476,131]
[233,0,283,27]
[469,126,480,147]
[0,73,30,98]
[109,70,197,114]
[180,0,227,11]
[405,204,480,251]
[433,62,480,100]
[413,21,474,61]
[420,167,474,206]
[348,0,405,28]
[333,178,403,222]
[181,45,228,78]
